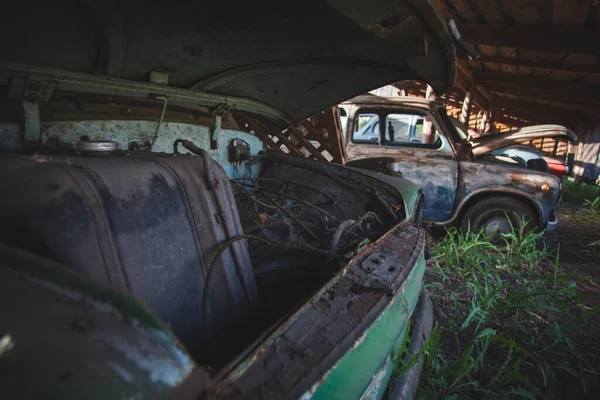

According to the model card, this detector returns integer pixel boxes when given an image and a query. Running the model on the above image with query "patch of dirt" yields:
[424,208,600,398]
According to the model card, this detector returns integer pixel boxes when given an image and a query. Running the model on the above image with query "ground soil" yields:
[546,207,600,397]
[426,206,600,398]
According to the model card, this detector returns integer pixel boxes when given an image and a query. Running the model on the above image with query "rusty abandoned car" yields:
[0,0,457,399]
[342,95,577,236]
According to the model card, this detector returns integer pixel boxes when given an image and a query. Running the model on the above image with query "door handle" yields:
[425,154,453,160]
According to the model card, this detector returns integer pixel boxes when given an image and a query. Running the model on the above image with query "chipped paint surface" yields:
[0,120,264,178]
[359,355,393,400]
[0,243,203,399]
[216,222,425,399]
[343,97,562,228]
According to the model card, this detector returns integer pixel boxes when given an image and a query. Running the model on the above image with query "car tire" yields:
[460,196,538,239]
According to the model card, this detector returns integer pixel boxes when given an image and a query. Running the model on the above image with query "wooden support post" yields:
[425,85,435,100]
[397,82,406,96]
[460,91,472,126]
[480,110,491,133]
[423,85,436,145]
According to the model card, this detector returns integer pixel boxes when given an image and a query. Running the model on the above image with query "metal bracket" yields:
[360,252,402,283]
[9,78,56,143]
[209,103,234,149]
[22,80,43,142]
[210,115,222,150]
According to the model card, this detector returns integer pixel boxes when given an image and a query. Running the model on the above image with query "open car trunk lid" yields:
[470,125,579,157]
[0,0,455,129]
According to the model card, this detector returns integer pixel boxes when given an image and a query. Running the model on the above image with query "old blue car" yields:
[343,95,578,236]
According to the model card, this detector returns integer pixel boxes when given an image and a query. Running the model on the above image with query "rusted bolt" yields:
[71,316,94,333]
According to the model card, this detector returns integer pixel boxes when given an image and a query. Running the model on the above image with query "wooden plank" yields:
[460,91,472,125]
[301,119,332,151]
[474,70,600,97]
[486,84,600,112]
[495,108,572,126]
[286,126,327,161]
[243,115,304,157]
[457,23,600,55]
[471,55,600,76]
[492,97,582,121]
[493,114,530,127]
[313,107,346,164]
[272,129,315,158]
[253,131,283,153]
[456,59,492,110]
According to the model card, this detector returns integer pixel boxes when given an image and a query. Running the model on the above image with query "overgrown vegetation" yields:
[395,221,599,399]
[561,178,599,205]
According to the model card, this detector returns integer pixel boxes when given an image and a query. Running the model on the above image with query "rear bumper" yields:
[389,289,434,400]
[546,214,559,232]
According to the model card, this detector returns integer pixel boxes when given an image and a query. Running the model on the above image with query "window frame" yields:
[350,107,448,151]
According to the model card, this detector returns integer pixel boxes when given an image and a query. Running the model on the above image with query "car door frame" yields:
[344,103,462,222]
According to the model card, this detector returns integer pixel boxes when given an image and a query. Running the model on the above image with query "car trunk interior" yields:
[0,120,406,370]
[212,152,406,367]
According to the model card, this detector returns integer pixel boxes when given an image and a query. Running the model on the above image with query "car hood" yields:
[0,0,455,129]
[470,125,579,157]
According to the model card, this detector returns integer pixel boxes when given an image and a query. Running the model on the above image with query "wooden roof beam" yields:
[458,23,600,55]
[467,55,600,76]
[485,84,600,113]
[492,97,581,121]
[492,114,531,128]
[454,62,490,111]
[494,108,573,126]
[474,70,600,98]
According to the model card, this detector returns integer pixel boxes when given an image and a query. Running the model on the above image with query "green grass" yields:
[561,178,600,205]
[393,222,598,399]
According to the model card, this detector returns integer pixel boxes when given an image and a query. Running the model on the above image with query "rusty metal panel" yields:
[215,222,425,399]
[0,151,258,363]
[0,243,204,399]
[344,99,459,221]
[457,161,561,227]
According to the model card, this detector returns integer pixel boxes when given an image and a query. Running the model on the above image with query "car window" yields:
[384,114,412,143]
[382,113,440,148]
[353,113,380,143]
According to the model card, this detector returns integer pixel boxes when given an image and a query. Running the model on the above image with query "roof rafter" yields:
[468,55,600,76]
[474,70,600,98]
[458,23,600,55]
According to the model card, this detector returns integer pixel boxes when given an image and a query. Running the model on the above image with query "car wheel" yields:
[460,196,538,239]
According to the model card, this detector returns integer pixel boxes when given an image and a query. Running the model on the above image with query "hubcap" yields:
[482,216,512,237]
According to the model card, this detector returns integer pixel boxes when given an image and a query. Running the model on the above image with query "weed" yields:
[561,178,599,205]
[395,220,596,399]
[584,197,600,215]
